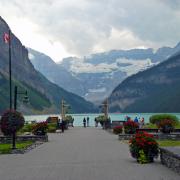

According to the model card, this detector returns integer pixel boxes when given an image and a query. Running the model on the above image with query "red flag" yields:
[3,32,10,43]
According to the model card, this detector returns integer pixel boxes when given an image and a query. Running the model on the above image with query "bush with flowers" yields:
[129,131,159,163]
[32,121,48,135]
[0,109,25,136]
[124,120,139,134]
[150,114,178,125]
[158,119,174,133]
[113,126,123,134]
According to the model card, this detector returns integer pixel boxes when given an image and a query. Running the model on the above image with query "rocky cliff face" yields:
[0,16,96,114]
[28,48,85,97]
[108,52,180,112]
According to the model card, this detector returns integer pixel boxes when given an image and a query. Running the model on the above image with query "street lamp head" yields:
[22,95,29,103]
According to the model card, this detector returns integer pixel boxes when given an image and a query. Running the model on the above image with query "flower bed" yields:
[124,121,139,134]
[129,131,159,163]
[32,122,48,135]
[113,126,123,134]
[0,109,25,136]
[158,119,174,134]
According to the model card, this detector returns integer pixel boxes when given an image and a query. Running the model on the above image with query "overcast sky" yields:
[0,0,180,62]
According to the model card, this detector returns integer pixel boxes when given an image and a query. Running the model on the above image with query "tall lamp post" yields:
[61,99,70,120]
[100,98,109,129]
[12,86,28,149]
[8,30,12,109]
[61,99,70,129]
[14,86,29,110]
[4,29,13,109]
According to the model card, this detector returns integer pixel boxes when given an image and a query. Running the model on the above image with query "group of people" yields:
[83,117,90,127]
[125,116,145,128]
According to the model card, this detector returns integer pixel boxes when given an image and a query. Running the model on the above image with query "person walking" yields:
[87,117,89,127]
[94,118,98,127]
[72,118,74,127]
[139,117,145,128]
[61,119,65,133]
[83,118,86,128]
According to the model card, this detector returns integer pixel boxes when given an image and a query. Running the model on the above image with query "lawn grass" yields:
[144,121,180,129]
[0,141,34,154]
[157,140,180,147]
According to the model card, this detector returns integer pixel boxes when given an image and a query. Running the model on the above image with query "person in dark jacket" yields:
[87,117,90,127]
[83,118,86,128]
[61,119,65,133]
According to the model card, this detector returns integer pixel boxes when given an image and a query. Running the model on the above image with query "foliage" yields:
[157,140,180,147]
[18,123,33,134]
[144,123,158,129]
[137,150,149,164]
[0,109,25,136]
[95,115,106,127]
[129,131,159,163]
[0,141,33,154]
[124,120,139,134]
[175,121,180,128]
[96,115,107,122]
[149,114,178,125]
[32,121,48,135]
[0,73,51,114]
[158,119,174,133]
[47,123,57,133]
[113,126,123,134]
[65,115,74,123]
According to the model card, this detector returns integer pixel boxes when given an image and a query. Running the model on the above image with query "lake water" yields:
[25,113,180,126]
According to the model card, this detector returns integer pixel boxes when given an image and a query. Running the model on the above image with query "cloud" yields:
[0,0,180,61]
[159,0,180,9]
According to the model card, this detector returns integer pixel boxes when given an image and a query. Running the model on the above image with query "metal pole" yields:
[14,86,17,110]
[9,30,12,109]
[61,99,64,120]
[7,30,15,149]
[12,85,17,149]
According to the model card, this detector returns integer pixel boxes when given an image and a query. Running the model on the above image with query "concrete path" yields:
[0,127,179,180]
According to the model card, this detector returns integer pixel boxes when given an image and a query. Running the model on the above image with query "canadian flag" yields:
[3,32,10,43]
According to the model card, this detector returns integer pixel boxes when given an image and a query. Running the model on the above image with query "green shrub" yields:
[0,109,25,136]
[149,114,178,125]
[96,115,106,122]
[47,123,57,133]
[47,126,56,133]
[32,122,48,135]
[18,124,33,134]
[158,119,174,133]
[65,115,74,124]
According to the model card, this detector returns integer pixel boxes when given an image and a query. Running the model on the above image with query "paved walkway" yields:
[0,127,179,180]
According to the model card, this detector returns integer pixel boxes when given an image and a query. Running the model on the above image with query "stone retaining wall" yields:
[160,147,180,174]
[0,135,48,143]
[118,133,180,140]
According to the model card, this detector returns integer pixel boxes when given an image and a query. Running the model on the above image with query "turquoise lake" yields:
[25,113,180,126]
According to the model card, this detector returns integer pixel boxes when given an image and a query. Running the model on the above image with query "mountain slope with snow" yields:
[29,43,180,104]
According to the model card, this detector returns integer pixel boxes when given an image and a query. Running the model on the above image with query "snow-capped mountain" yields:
[29,43,180,104]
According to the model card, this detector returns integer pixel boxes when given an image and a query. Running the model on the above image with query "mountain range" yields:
[108,51,180,112]
[0,16,96,114]
[29,42,180,105]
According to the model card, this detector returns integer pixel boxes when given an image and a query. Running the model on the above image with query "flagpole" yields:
[8,29,12,109]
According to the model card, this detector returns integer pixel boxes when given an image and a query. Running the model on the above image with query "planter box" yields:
[0,135,48,143]
[160,147,180,174]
